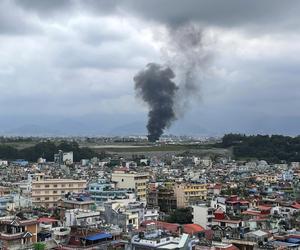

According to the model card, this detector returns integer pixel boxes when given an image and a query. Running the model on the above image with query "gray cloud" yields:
[14,0,73,15]
[0,0,299,136]
[121,0,300,31]
[0,0,41,35]
[14,0,300,32]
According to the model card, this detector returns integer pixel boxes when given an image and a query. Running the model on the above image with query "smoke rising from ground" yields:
[134,63,178,142]
[135,23,211,141]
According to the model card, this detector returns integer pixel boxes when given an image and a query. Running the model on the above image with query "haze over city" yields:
[1,0,300,136]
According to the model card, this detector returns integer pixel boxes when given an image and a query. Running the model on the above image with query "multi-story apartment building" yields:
[31,174,86,208]
[111,170,149,202]
[174,183,207,208]
[148,186,177,213]
[255,174,278,183]
[88,179,134,205]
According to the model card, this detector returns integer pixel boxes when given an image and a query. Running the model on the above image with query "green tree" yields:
[166,208,193,224]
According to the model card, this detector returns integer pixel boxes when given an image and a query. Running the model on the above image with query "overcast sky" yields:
[1,0,300,136]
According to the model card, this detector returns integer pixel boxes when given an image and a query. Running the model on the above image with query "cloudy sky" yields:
[1,0,300,136]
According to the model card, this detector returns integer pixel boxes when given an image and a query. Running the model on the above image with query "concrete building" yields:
[192,204,214,229]
[54,150,73,165]
[104,201,139,232]
[31,174,86,208]
[174,183,207,208]
[130,229,192,250]
[111,170,149,202]
[64,209,102,228]
[88,178,135,205]
[148,186,177,213]
[0,196,14,216]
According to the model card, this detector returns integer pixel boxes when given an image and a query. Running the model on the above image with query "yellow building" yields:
[255,174,277,183]
[31,174,86,208]
[111,170,149,202]
[174,183,207,208]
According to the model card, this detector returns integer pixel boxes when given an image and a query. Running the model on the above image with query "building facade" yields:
[31,174,86,208]
[174,183,207,208]
[111,170,149,202]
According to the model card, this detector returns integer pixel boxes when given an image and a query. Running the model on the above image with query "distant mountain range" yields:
[0,115,211,137]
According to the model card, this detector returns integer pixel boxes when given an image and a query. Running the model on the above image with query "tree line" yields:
[0,141,99,162]
[221,133,300,163]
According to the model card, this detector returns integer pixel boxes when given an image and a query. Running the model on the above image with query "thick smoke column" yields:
[135,23,211,141]
[134,63,178,142]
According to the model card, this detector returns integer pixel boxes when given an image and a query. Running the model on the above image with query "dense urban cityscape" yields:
[0,135,298,249]
[1,0,300,249]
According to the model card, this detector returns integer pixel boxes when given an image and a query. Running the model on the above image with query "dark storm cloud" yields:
[14,0,73,15]
[13,0,300,32]
[120,0,300,30]
[1,0,300,136]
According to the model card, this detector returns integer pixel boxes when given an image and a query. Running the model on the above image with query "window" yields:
[61,191,65,194]
[69,184,73,187]
[36,198,41,201]
[45,184,50,188]
[53,184,57,188]
[53,191,57,194]
[61,184,65,187]
[45,197,49,201]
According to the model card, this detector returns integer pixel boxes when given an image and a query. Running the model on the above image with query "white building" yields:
[130,230,193,250]
[0,160,8,166]
[64,209,102,228]
[192,204,214,229]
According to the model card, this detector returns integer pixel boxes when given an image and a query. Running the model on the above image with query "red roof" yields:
[242,211,261,216]
[240,201,250,204]
[140,221,204,235]
[37,217,58,223]
[291,202,300,209]
[183,224,205,234]
[226,201,239,204]
[257,205,272,211]
[141,220,178,233]
[214,209,224,214]
[213,219,241,224]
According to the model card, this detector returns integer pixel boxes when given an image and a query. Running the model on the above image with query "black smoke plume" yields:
[134,63,178,142]
[135,23,212,141]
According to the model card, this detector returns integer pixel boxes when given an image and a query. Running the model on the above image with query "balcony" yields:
[0,232,24,240]
[52,227,71,236]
